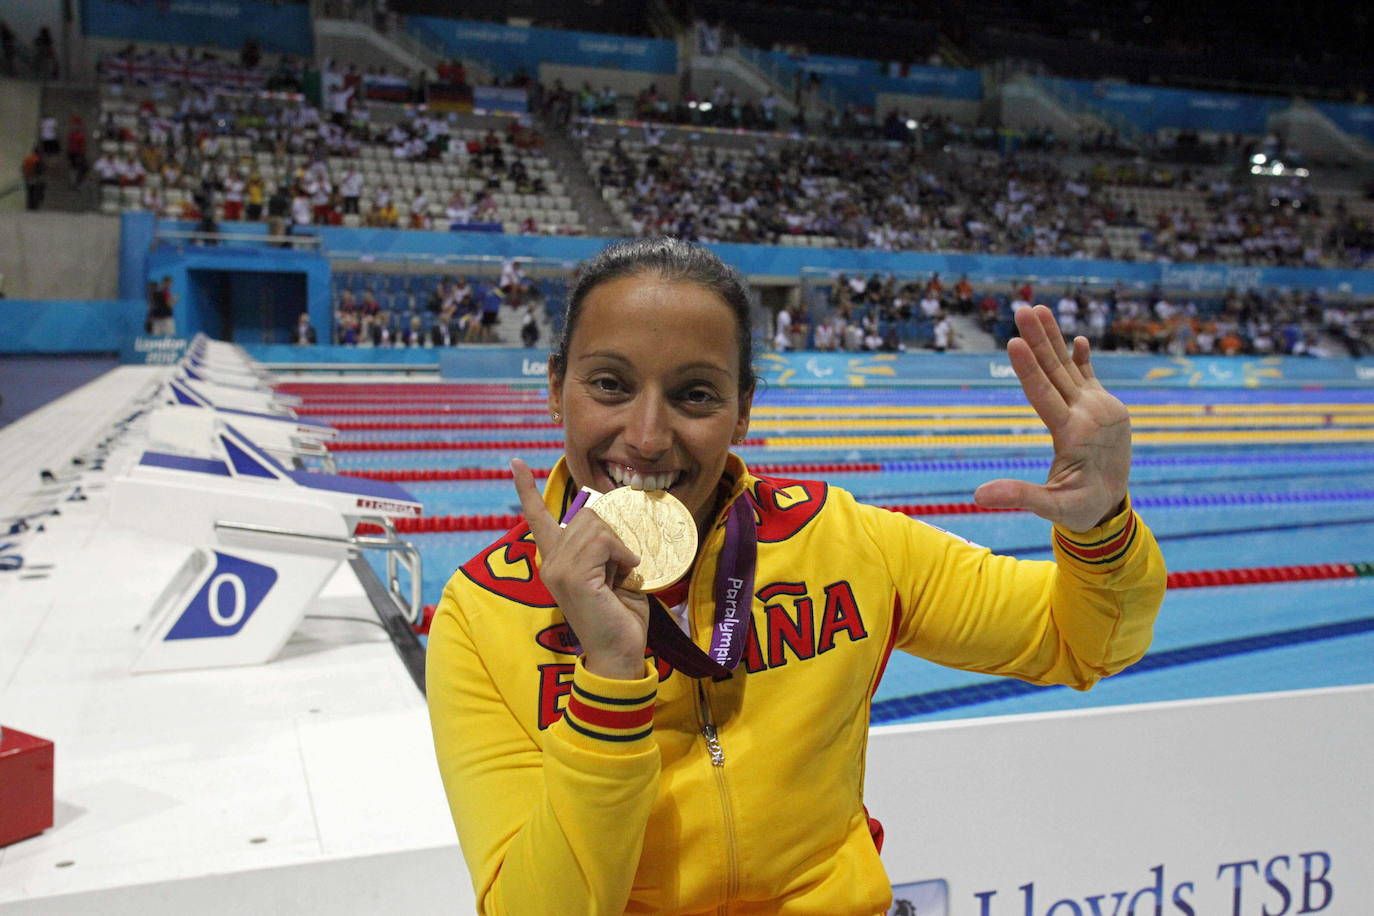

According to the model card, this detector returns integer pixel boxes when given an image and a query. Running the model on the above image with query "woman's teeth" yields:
[606,463,677,491]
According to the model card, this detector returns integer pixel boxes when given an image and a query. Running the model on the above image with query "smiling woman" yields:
[425,237,1168,915]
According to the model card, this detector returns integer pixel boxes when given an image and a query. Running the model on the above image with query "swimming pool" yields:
[283,382,1374,724]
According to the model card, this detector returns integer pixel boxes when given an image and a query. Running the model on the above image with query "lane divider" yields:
[331,432,1374,452]
[371,490,1374,533]
[409,562,1374,636]
[341,461,882,482]
[300,405,549,416]
[335,421,560,431]
[326,415,1374,432]
[338,452,1374,481]
[330,437,765,452]
[760,430,1374,448]
[302,405,1374,422]
[880,451,1374,472]
[1167,561,1374,588]
[870,613,1374,722]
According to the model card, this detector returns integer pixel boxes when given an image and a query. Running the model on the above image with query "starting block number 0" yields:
[208,573,248,627]
[165,551,278,641]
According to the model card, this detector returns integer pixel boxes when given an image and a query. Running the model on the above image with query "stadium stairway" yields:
[540,126,625,237]
[37,82,99,213]
[948,314,998,353]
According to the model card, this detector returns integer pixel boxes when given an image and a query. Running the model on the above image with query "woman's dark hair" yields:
[551,237,756,395]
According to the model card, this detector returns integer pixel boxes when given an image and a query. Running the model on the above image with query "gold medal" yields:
[586,486,698,592]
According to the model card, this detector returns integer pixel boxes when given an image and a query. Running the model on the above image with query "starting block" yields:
[158,380,338,470]
[110,417,422,673]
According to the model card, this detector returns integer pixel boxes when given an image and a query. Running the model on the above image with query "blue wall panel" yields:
[406,17,676,79]
[435,348,1374,389]
[144,220,1374,296]
[0,300,145,354]
[760,52,982,107]
[81,0,313,56]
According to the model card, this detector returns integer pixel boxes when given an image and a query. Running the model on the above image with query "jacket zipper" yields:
[696,680,739,910]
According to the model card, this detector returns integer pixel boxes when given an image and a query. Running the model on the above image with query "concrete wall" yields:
[2,0,64,63]
[0,78,43,214]
[875,92,980,125]
[540,63,677,103]
[0,212,121,298]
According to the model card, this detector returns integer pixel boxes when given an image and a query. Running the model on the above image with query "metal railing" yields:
[1038,76,1143,145]
[154,229,324,253]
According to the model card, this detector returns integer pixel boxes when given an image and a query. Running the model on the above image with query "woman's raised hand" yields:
[972,305,1131,532]
[511,459,651,679]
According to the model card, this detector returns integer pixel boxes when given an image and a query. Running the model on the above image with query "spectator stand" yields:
[92,49,583,237]
[324,253,568,349]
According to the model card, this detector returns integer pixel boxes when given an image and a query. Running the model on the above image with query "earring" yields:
[551,411,561,423]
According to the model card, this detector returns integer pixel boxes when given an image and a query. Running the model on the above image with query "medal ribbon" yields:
[561,489,757,679]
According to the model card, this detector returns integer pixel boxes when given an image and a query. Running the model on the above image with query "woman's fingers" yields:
[974,477,1057,518]
[1017,305,1086,402]
[510,458,560,548]
[1007,335,1070,431]
[1071,335,1097,382]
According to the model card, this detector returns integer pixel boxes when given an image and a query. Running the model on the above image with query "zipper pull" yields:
[703,722,725,767]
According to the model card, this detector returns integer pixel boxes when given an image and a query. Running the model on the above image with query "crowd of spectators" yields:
[585,125,1374,270]
[84,46,558,233]
[330,261,548,348]
[800,269,1369,358]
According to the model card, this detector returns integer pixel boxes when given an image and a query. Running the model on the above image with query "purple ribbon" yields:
[560,488,757,679]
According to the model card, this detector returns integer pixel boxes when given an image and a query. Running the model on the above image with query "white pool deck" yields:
[0,367,475,915]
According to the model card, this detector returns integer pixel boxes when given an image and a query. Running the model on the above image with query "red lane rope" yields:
[277,383,529,395]
[329,439,567,452]
[370,499,1000,531]
[296,394,546,401]
[407,560,1371,633]
[1165,562,1361,588]
[300,406,548,415]
[334,421,559,431]
[330,437,768,452]
[341,461,883,482]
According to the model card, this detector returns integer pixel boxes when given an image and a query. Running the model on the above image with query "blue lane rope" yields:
[879,450,1374,474]
[1000,515,1374,557]
[870,616,1374,723]
[1132,489,1374,509]
[851,467,1374,501]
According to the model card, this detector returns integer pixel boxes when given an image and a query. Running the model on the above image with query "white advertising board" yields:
[870,685,1374,915]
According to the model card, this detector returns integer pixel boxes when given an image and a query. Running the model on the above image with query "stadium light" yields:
[905,119,917,130]
[1251,153,1267,165]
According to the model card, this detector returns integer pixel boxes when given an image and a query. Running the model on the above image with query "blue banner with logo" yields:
[405,17,676,80]
[428,347,1374,389]
[80,0,313,56]
[1,299,146,354]
[1313,101,1374,145]
[750,352,1374,389]
[760,52,981,107]
[145,218,1374,298]
[1045,79,1285,135]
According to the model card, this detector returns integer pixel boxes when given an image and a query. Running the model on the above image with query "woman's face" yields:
[550,272,752,533]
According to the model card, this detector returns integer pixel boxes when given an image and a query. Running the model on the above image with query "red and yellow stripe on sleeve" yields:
[563,678,656,743]
[1054,510,1138,568]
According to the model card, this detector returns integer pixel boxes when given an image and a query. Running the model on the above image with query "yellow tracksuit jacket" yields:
[427,455,1166,915]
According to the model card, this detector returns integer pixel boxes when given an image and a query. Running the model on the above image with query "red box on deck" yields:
[0,726,54,847]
